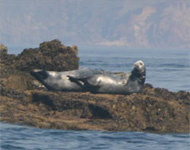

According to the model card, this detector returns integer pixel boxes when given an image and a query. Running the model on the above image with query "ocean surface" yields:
[1,47,190,150]
[0,122,189,150]
[79,47,190,92]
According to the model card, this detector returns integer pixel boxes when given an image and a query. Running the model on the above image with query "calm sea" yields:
[79,47,190,92]
[1,46,190,150]
[1,122,189,150]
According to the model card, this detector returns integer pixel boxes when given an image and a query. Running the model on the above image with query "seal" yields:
[68,60,146,94]
[30,68,102,91]
[31,60,146,94]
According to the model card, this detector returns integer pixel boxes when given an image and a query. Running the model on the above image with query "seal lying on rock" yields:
[30,68,99,91]
[31,60,146,94]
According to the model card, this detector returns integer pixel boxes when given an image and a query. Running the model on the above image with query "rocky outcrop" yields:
[0,41,189,133]
[0,43,16,65]
[0,40,79,72]
[1,83,189,133]
[15,39,79,71]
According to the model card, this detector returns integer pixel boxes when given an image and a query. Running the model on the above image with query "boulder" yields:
[14,39,79,71]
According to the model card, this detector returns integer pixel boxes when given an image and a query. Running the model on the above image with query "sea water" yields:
[1,47,190,150]
[79,47,190,92]
[0,122,189,150]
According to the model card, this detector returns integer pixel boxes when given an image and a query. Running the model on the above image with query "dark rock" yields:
[14,39,79,71]
[1,85,189,133]
[0,43,16,65]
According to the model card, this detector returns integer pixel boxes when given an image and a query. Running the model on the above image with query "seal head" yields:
[123,60,146,93]
[131,60,146,84]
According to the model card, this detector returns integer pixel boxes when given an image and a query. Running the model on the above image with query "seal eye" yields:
[139,62,142,66]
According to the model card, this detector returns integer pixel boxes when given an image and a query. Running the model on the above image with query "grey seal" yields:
[30,68,101,91]
[30,60,146,94]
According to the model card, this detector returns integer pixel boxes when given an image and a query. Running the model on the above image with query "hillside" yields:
[0,0,190,48]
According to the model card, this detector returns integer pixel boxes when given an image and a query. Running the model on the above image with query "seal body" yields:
[31,60,146,94]
[68,60,146,94]
[30,68,102,91]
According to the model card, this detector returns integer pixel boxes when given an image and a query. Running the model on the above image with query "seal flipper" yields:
[67,76,100,92]
[67,76,87,87]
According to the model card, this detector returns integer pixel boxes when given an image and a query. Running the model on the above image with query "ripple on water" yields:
[1,122,190,150]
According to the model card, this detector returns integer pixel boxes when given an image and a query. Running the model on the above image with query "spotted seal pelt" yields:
[30,60,146,94]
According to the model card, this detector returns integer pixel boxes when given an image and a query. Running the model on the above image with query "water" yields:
[0,122,189,150]
[79,47,190,92]
[1,47,190,149]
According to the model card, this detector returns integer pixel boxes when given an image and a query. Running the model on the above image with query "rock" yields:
[0,39,79,95]
[0,86,189,133]
[0,43,7,55]
[0,43,16,65]
[0,41,189,133]
[14,39,79,71]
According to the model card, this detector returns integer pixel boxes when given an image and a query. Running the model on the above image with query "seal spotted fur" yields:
[31,60,146,94]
